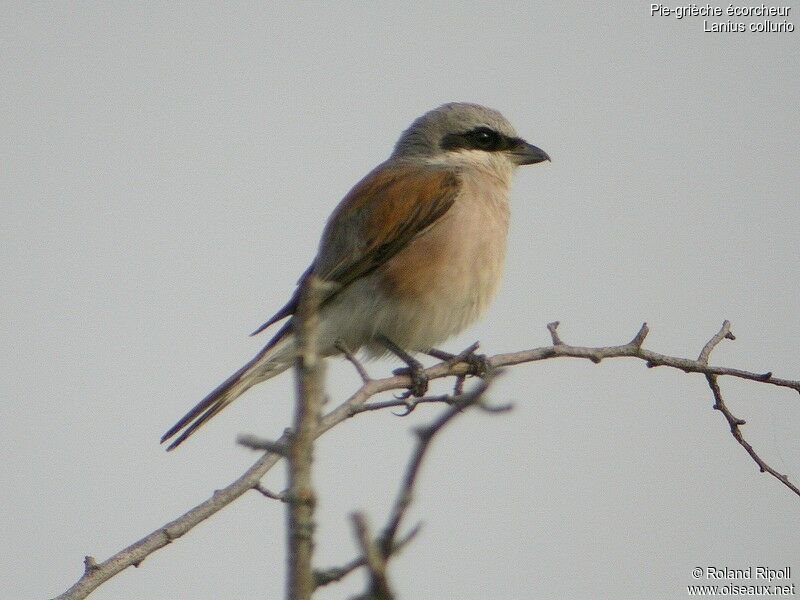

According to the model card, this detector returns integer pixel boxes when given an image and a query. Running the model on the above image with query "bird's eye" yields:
[469,128,501,151]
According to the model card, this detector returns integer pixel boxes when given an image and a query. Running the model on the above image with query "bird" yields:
[161,103,549,450]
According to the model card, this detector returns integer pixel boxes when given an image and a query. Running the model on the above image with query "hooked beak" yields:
[509,139,550,165]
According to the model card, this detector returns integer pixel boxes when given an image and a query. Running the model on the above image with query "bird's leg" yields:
[379,336,429,398]
[426,348,455,362]
[426,342,492,378]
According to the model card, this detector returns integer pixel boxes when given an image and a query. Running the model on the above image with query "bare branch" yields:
[52,442,287,600]
[53,322,800,598]
[485,322,800,394]
[705,375,798,494]
[695,322,800,496]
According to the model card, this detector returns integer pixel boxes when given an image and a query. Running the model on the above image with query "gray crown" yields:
[392,103,518,158]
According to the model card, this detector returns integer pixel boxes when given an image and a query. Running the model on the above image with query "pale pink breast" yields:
[372,172,511,350]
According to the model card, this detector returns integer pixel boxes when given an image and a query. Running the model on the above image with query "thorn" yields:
[546,321,563,345]
[255,484,288,502]
[236,434,289,455]
[478,400,514,413]
[631,322,649,347]
[83,556,99,574]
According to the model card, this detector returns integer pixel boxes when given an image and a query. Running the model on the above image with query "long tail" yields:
[161,335,294,451]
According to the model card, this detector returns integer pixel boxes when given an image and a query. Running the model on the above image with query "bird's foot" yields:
[392,360,429,399]
[380,336,429,398]
[428,343,492,378]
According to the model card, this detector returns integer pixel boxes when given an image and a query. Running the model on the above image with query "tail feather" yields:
[161,337,293,450]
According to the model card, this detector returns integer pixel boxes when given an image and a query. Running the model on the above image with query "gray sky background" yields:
[3,3,799,599]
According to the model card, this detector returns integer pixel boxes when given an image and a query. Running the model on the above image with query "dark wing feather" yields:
[250,263,314,336]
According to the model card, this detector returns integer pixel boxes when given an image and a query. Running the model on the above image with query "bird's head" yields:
[392,103,550,174]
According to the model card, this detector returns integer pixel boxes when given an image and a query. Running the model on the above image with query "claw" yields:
[393,389,413,400]
[392,397,418,416]
[392,365,429,398]
[381,336,429,398]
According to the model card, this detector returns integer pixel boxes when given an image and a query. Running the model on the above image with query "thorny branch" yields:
[53,321,800,600]
[378,378,494,558]
[322,378,498,599]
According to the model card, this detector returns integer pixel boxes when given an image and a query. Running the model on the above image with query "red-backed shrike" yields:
[162,103,549,449]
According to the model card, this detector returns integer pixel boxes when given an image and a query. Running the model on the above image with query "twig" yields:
[350,394,456,416]
[698,319,736,364]
[698,322,800,496]
[236,434,288,455]
[379,379,492,557]
[336,341,372,383]
[314,525,420,589]
[346,378,494,599]
[52,433,289,600]
[254,484,287,502]
[453,374,466,395]
[351,513,394,600]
